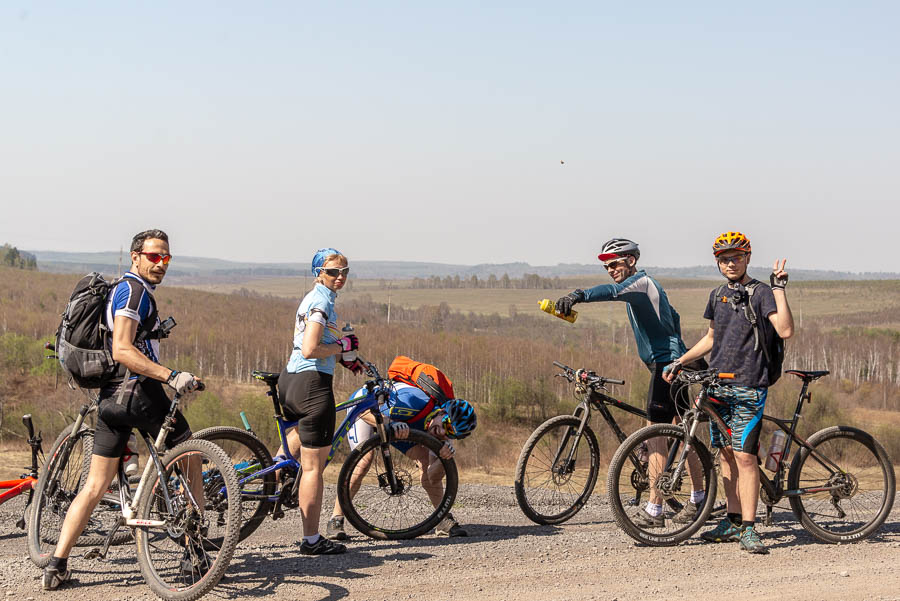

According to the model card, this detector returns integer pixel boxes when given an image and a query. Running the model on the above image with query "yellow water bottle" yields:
[538,299,577,323]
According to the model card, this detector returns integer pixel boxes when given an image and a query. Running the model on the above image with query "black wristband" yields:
[167,369,179,384]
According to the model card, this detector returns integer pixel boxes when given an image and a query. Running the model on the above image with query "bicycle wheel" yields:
[27,424,128,567]
[192,426,276,542]
[514,415,600,525]
[607,424,716,546]
[134,438,241,601]
[787,426,896,543]
[338,429,458,540]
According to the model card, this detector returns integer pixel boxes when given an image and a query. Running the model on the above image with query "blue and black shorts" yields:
[707,384,767,454]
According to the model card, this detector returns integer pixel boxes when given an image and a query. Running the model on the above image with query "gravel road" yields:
[2,484,899,601]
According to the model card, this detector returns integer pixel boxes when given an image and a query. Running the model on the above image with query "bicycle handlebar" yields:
[552,361,625,387]
[675,369,735,385]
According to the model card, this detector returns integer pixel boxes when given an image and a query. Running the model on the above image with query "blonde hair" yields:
[315,253,348,284]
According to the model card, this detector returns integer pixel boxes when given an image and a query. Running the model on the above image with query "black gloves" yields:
[555,289,585,316]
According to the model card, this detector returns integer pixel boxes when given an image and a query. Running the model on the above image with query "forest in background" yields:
[1,266,899,475]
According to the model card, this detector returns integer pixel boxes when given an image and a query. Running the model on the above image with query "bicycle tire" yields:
[338,429,458,540]
[514,415,600,525]
[192,426,276,542]
[27,424,128,567]
[607,424,717,546]
[134,438,241,601]
[787,425,896,543]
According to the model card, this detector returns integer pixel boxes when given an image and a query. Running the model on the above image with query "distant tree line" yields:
[0,244,37,270]
[410,273,563,290]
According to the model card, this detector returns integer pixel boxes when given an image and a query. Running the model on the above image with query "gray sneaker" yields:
[672,501,701,525]
[700,517,741,543]
[739,525,769,554]
[633,507,665,528]
[42,567,72,591]
[326,516,349,541]
[434,513,467,537]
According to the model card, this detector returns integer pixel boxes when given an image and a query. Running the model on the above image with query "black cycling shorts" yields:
[94,378,192,458]
[278,369,336,448]
[646,362,689,424]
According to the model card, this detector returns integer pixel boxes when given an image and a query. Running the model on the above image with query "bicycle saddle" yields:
[251,370,280,385]
[785,369,830,381]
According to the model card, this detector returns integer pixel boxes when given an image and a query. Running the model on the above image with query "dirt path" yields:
[2,484,899,601]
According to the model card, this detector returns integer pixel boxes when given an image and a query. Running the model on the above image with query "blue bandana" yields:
[311,248,342,275]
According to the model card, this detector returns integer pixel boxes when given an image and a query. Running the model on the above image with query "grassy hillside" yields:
[1,266,898,480]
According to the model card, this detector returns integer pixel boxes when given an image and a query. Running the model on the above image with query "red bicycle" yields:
[0,414,43,529]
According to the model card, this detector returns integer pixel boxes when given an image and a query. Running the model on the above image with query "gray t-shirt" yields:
[703,280,778,388]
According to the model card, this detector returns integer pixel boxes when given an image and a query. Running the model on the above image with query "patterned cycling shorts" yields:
[708,384,767,454]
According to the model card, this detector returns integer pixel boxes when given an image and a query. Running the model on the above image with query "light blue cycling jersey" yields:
[582,269,687,365]
[285,283,341,374]
[104,271,160,365]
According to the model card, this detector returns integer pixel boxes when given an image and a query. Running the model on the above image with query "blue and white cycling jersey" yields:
[285,283,341,375]
[582,269,687,366]
[104,271,161,365]
[347,383,437,452]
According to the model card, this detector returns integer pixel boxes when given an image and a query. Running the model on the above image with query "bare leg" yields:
[53,455,119,559]
[297,445,330,538]
[407,446,445,508]
[330,450,374,519]
[718,446,741,515]
[733,450,760,522]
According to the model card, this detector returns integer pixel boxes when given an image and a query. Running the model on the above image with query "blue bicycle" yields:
[193,359,458,541]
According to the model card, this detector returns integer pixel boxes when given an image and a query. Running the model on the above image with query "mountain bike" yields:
[193,358,458,541]
[27,376,241,601]
[607,368,896,546]
[0,415,43,530]
[515,361,648,525]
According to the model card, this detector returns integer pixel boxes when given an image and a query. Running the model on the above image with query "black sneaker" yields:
[326,516,349,541]
[42,567,72,591]
[434,513,468,537]
[299,536,347,555]
[180,541,212,578]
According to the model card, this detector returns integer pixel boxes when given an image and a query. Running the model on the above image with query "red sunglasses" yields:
[139,252,172,265]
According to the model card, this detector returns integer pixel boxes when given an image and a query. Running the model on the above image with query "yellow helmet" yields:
[712,231,751,256]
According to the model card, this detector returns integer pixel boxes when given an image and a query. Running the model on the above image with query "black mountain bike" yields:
[607,368,896,546]
[514,361,646,525]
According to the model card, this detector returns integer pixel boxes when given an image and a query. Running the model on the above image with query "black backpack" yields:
[714,279,785,385]
[56,273,158,389]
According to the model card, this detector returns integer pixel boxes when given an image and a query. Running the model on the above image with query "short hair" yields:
[130,229,169,253]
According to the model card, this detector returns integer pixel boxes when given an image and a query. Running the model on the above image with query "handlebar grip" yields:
[44,342,55,351]
[718,373,735,379]
[240,411,252,431]
[552,361,568,370]
[22,414,35,438]
[195,381,206,392]
[606,378,625,385]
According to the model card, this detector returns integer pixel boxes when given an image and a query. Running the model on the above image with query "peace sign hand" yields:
[770,258,789,290]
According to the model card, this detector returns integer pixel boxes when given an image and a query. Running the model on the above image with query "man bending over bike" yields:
[664,231,794,554]
[325,377,477,540]
[43,229,203,590]
[555,238,706,526]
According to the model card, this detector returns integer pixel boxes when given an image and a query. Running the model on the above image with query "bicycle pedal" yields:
[272,509,285,520]
[83,548,104,560]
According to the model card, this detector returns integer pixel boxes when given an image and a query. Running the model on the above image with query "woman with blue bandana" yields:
[278,248,362,555]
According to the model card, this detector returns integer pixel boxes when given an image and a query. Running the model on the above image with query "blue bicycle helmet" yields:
[311,247,342,276]
[441,399,477,439]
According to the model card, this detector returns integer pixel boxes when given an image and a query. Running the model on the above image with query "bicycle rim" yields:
[607,424,716,546]
[788,426,896,543]
[338,429,458,539]
[192,426,276,543]
[514,415,599,525]
[135,439,241,601]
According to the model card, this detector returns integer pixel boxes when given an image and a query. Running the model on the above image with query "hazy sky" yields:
[3,2,898,272]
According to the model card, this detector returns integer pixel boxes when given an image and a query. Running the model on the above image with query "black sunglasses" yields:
[319,267,350,277]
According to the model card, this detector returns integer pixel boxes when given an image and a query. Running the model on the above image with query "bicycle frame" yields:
[0,415,42,512]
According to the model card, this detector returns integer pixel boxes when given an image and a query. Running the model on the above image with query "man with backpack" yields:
[323,356,477,540]
[43,229,203,590]
[663,231,794,554]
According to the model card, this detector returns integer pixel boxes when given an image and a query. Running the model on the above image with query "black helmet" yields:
[598,238,640,262]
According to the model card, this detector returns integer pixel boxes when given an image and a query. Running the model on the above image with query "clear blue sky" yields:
[3,2,898,272]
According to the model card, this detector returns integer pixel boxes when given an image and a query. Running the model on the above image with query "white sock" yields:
[690,491,705,504]
[303,534,321,545]
[645,502,663,517]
